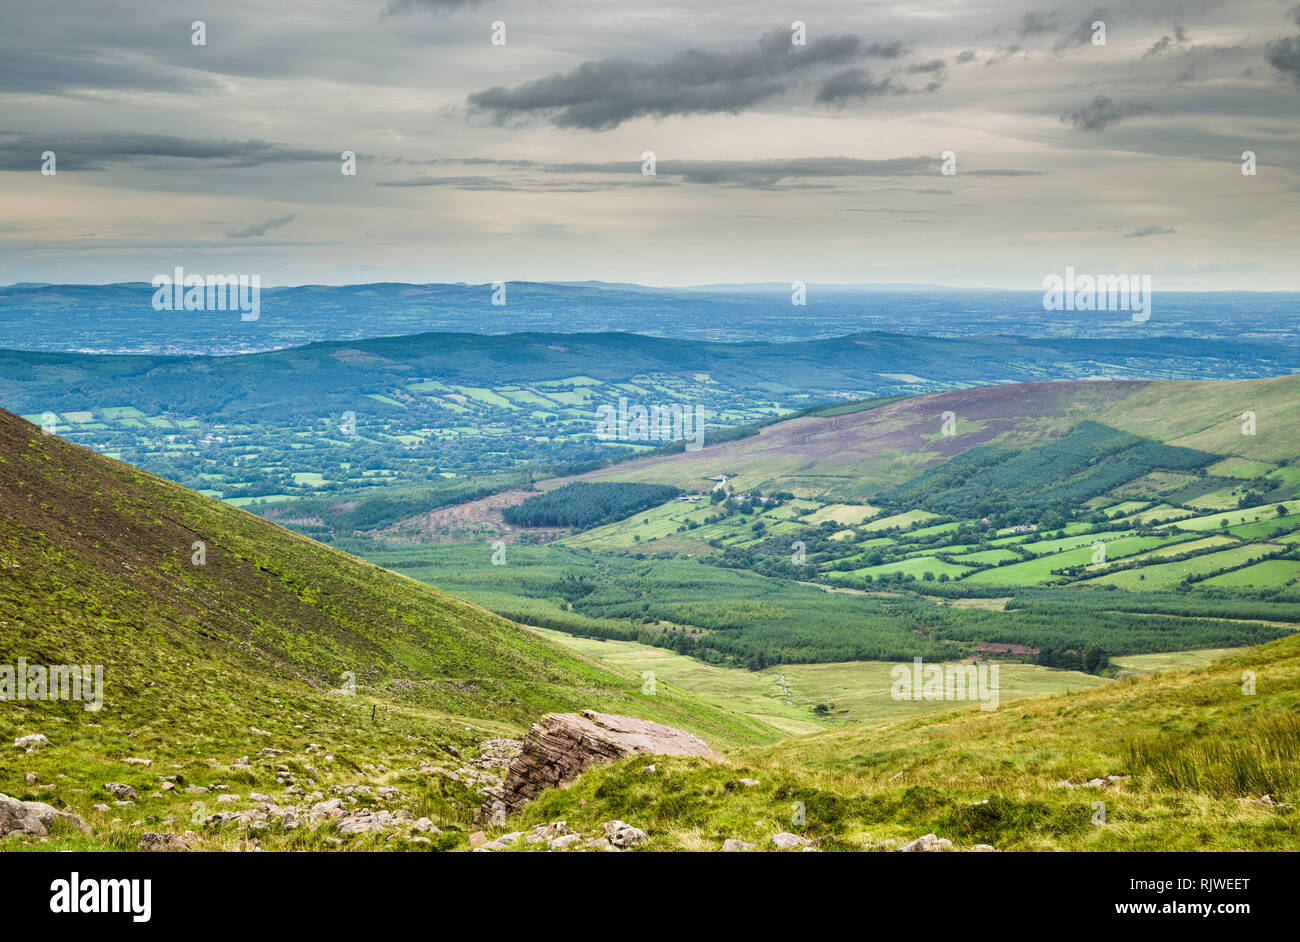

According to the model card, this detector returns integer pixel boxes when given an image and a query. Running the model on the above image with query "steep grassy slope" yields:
[0,409,775,849]
[580,375,1300,498]
[504,636,1300,851]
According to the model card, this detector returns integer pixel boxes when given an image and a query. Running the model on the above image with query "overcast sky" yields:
[1,0,1298,288]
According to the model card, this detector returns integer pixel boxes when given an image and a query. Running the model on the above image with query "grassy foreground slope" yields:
[0,409,775,849]
[508,636,1300,850]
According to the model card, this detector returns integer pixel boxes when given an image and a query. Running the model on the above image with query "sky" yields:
[1,0,1298,289]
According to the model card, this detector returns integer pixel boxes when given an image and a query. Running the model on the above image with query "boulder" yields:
[602,820,648,847]
[722,838,756,851]
[138,832,192,852]
[22,801,90,832]
[0,793,47,838]
[478,710,723,822]
[772,832,812,851]
[899,833,953,852]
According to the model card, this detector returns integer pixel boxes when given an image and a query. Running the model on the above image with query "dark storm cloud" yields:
[466,30,908,130]
[0,133,337,172]
[1125,225,1176,238]
[1059,96,1152,131]
[227,214,298,238]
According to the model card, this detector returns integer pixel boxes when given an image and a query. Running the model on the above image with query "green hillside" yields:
[0,409,775,850]
[582,375,1300,499]
[507,635,1300,851]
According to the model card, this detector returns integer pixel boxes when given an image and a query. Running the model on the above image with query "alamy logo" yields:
[595,397,705,451]
[50,872,151,922]
[151,266,261,321]
[890,657,1000,711]
[1,659,102,711]
[1042,266,1151,322]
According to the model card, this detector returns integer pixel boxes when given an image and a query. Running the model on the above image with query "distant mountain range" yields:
[3,281,1299,353]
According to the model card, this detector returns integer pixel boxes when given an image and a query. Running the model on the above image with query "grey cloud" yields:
[1266,36,1300,84]
[1018,12,1059,36]
[907,59,948,74]
[466,30,906,130]
[1059,96,1152,131]
[1125,225,1176,238]
[816,68,906,105]
[986,45,1023,66]
[382,0,486,13]
[0,47,220,97]
[1053,9,1108,51]
[1145,26,1190,57]
[227,214,298,238]
[955,50,976,64]
[0,133,336,172]
[380,155,946,190]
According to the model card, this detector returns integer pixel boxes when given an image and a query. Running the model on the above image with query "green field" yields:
[535,628,1110,730]
[1202,559,1300,588]
[1083,543,1286,590]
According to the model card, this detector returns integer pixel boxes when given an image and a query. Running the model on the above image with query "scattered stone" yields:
[1241,794,1295,809]
[336,810,395,835]
[722,838,755,851]
[138,832,191,852]
[602,820,648,847]
[550,833,583,850]
[104,783,137,800]
[641,764,657,775]
[13,734,49,751]
[899,833,953,853]
[772,832,812,851]
[92,804,110,813]
[469,831,488,847]
[735,778,760,787]
[123,758,152,767]
[970,844,998,852]
[216,794,239,804]
[24,773,36,786]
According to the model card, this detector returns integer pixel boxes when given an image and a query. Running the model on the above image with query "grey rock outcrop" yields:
[477,710,723,823]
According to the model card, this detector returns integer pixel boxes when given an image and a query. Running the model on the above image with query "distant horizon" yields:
[6,279,1300,295]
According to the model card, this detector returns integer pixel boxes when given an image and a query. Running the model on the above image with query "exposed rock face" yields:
[478,710,723,822]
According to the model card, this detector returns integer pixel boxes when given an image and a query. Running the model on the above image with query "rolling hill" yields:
[579,374,1300,499]
[0,408,774,849]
